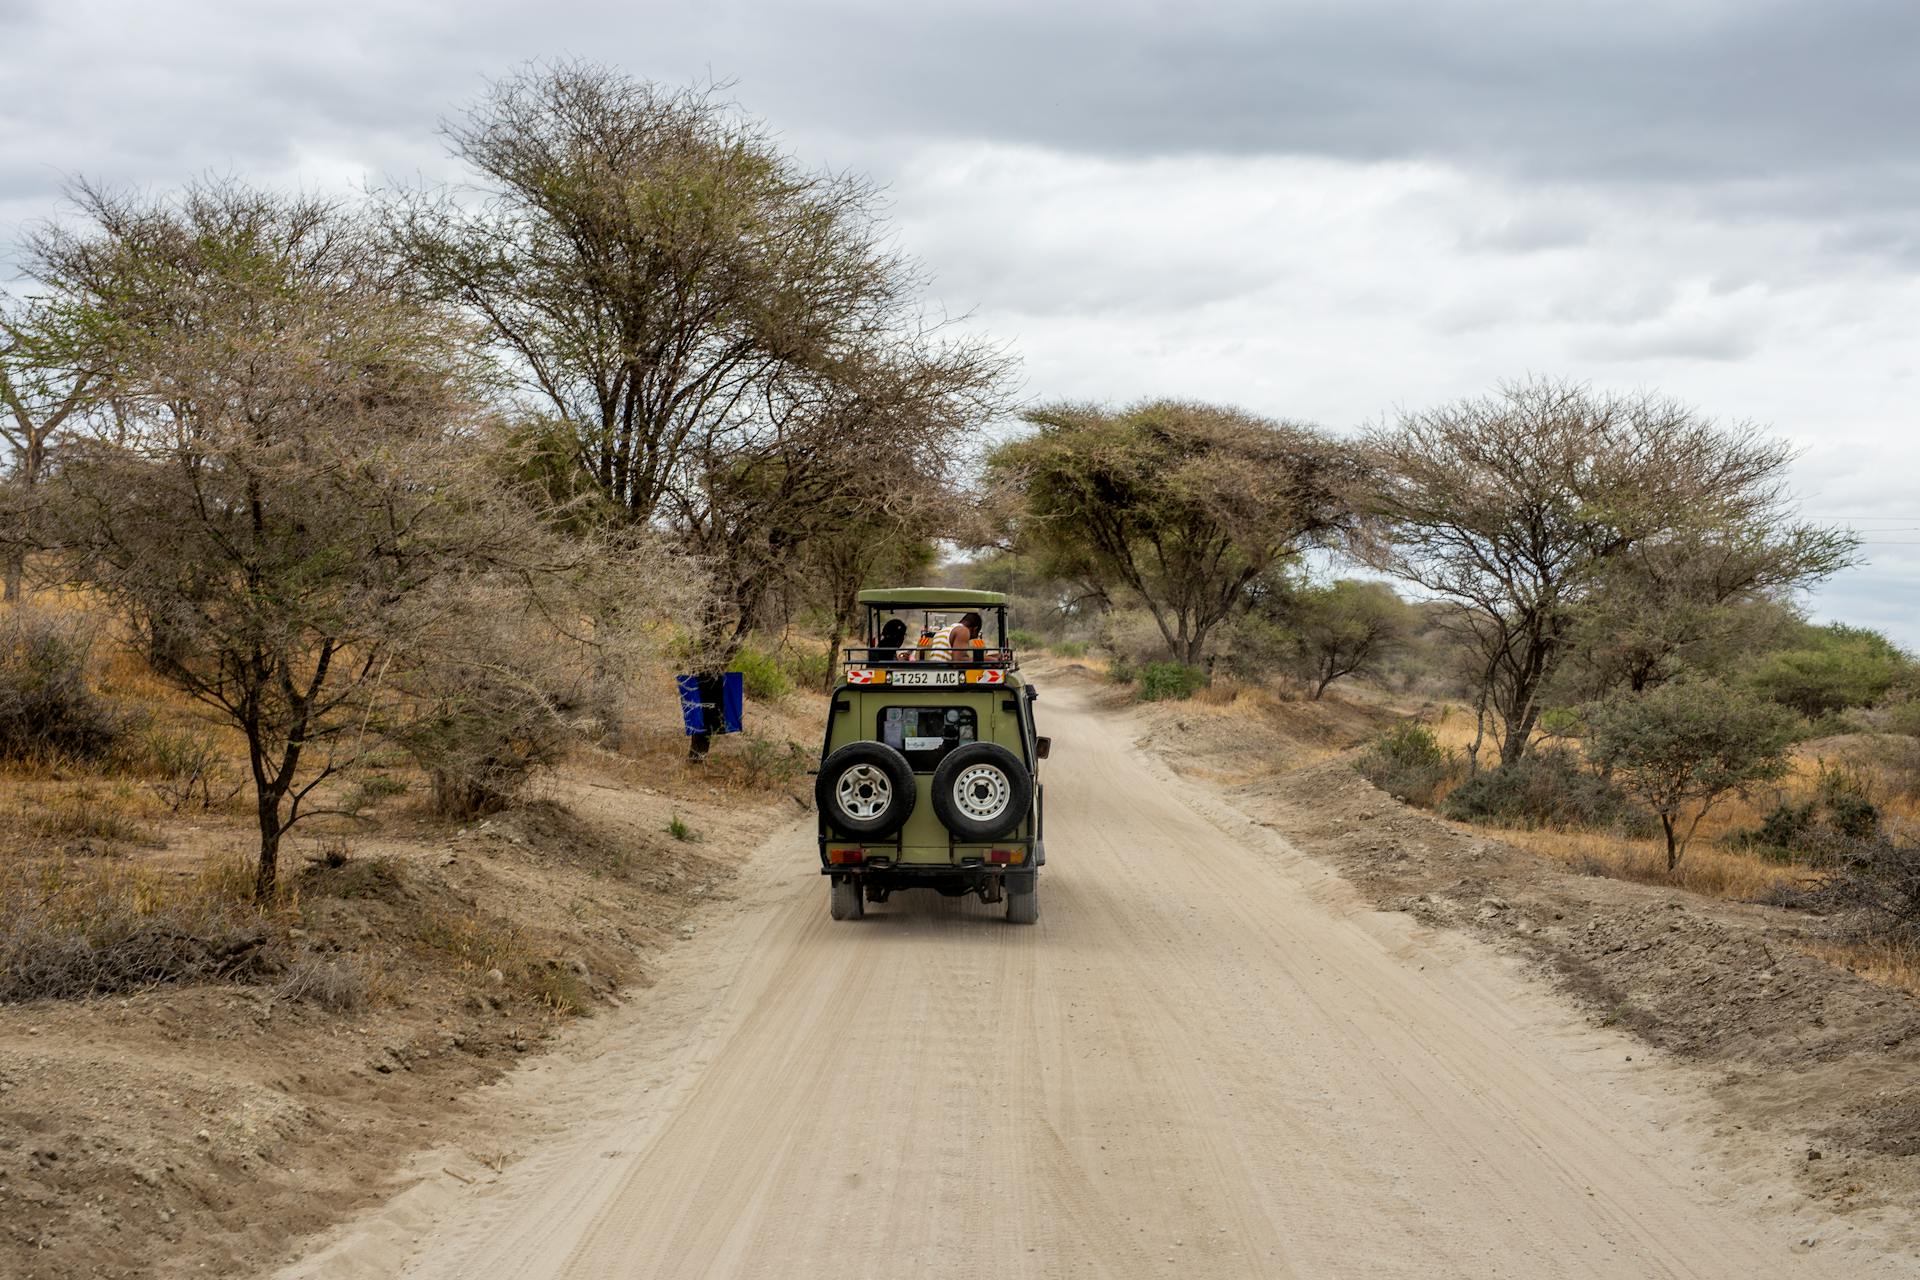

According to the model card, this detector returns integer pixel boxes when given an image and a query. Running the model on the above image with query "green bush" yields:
[729,646,792,700]
[1007,629,1044,651]
[1736,759,1882,864]
[1440,748,1651,834]
[1051,640,1088,659]
[1585,677,1798,870]
[782,648,832,692]
[1355,721,1459,807]
[1137,662,1207,702]
[1749,624,1913,719]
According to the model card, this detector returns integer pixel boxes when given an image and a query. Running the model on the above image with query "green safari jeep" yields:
[815,589,1049,924]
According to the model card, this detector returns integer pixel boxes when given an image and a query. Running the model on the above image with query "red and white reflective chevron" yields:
[847,668,878,684]
[976,669,1005,684]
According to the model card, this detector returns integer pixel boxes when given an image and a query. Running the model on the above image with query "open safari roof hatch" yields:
[848,587,1017,673]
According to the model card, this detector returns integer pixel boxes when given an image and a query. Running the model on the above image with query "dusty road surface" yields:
[283,682,1901,1279]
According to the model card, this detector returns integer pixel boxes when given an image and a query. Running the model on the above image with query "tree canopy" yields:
[989,400,1356,666]
[1357,379,1855,767]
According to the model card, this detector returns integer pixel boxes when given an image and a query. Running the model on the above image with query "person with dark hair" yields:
[876,617,909,663]
[925,611,984,663]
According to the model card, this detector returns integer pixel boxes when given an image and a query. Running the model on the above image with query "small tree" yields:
[1584,678,1798,872]
[990,400,1355,666]
[1288,579,1409,698]
[31,181,618,897]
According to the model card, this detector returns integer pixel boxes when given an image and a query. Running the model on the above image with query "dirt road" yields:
[283,682,1897,1279]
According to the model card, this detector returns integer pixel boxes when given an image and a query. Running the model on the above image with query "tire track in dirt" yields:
[279,682,1904,1278]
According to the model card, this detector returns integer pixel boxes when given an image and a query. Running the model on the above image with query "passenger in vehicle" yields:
[876,617,908,663]
[925,612,984,663]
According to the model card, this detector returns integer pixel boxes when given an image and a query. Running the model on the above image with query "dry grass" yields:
[1798,938,1920,1000]
[0,852,288,1001]
[414,906,591,1016]
[1487,825,1812,901]
[26,785,156,846]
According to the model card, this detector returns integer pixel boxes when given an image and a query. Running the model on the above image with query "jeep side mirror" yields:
[1035,736,1052,760]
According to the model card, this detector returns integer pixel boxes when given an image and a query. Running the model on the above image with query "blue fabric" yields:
[720,671,744,733]
[676,672,746,735]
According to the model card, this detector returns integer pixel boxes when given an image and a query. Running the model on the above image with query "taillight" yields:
[828,848,864,864]
[988,848,1023,864]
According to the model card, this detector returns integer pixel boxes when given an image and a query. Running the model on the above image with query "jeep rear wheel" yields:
[816,741,916,839]
[930,743,1032,842]
[1005,876,1039,925]
[829,876,864,920]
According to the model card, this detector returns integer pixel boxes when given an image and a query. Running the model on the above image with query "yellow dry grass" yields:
[1797,938,1920,1000]
[1488,825,1810,900]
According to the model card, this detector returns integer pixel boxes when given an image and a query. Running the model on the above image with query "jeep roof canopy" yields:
[855,588,1008,608]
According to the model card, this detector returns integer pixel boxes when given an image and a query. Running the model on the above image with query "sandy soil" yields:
[1123,675,1920,1250]
[276,679,1910,1278]
[0,733,804,1279]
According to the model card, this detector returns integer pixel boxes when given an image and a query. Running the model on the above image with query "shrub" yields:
[276,956,367,1012]
[667,813,698,842]
[1137,662,1207,702]
[1884,698,1920,739]
[739,733,806,790]
[781,647,833,692]
[1749,624,1912,719]
[1355,720,1459,807]
[0,608,123,762]
[1107,657,1136,686]
[141,725,243,813]
[0,858,279,1002]
[1816,836,1920,947]
[1051,640,1088,659]
[1440,748,1651,834]
[1586,677,1797,871]
[388,611,597,821]
[1007,629,1044,651]
[729,645,792,700]
[1735,759,1883,864]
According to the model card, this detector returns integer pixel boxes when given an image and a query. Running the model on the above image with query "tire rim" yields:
[952,763,1011,823]
[836,764,892,820]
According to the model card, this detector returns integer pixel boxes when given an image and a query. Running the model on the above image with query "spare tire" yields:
[816,741,916,839]
[931,743,1032,842]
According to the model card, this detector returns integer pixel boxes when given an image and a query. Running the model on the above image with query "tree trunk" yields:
[1312,672,1335,700]
[254,791,282,899]
[822,624,843,693]
[4,435,44,603]
[1661,814,1680,874]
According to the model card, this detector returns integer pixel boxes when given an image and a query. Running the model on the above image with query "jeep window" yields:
[879,706,977,771]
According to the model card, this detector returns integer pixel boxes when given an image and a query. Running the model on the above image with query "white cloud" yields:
[0,0,1915,643]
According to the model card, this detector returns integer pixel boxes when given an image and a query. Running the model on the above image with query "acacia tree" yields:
[1357,380,1854,768]
[990,400,1355,667]
[30,181,633,896]
[390,63,905,524]
[1585,678,1797,872]
[666,337,1006,715]
[1289,579,1410,699]
[394,64,1008,722]
[0,305,97,601]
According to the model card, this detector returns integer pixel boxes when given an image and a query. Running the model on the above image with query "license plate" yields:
[889,668,960,687]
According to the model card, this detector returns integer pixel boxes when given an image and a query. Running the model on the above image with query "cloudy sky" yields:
[3,0,1916,641]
